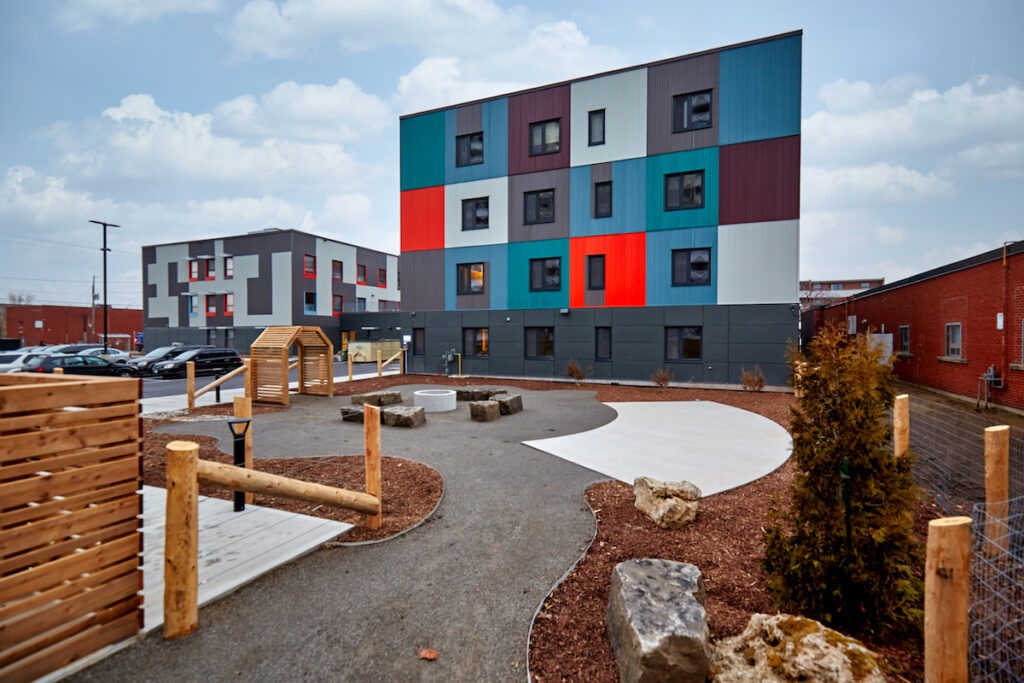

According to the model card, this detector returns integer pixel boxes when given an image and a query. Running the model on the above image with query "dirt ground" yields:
[143,374,931,681]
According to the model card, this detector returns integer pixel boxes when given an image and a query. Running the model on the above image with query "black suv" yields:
[128,344,213,374]
[22,354,138,377]
[151,347,243,378]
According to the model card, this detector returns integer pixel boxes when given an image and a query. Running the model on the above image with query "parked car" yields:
[127,344,212,374]
[151,347,243,378]
[0,351,51,373]
[21,354,138,377]
[78,347,132,364]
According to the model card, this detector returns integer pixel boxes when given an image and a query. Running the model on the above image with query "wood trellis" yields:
[249,326,334,406]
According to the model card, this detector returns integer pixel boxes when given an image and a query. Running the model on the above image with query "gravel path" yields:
[69,386,616,682]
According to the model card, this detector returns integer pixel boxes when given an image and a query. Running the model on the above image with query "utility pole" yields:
[90,276,96,343]
[89,220,120,352]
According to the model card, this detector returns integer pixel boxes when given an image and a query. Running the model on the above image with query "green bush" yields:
[763,324,923,639]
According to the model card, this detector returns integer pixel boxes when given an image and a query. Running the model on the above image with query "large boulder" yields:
[633,477,701,529]
[710,614,885,683]
[349,391,403,407]
[494,393,523,415]
[469,400,500,422]
[606,559,709,683]
[456,387,507,401]
[381,405,426,428]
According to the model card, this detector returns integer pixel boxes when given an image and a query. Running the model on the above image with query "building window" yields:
[588,109,605,146]
[529,257,561,292]
[463,327,489,357]
[588,254,605,291]
[665,171,704,211]
[333,294,343,316]
[830,283,844,291]
[206,295,217,317]
[413,328,425,356]
[899,325,910,353]
[187,294,198,316]
[456,132,484,167]
[332,260,343,281]
[812,283,822,291]
[457,262,485,295]
[666,326,702,361]
[225,328,235,347]
[596,326,611,360]
[357,264,366,284]
[672,90,712,132]
[303,254,316,278]
[224,256,234,279]
[188,260,199,282]
[860,282,871,289]
[529,119,560,156]
[304,292,316,314]
[203,258,215,280]
[945,323,962,358]
[525,327,555,359]
[672,248,711,286]
[224,293,234,316]
[206,328,217,345]
[461,197,489,230]
[378,268,387,287]
[593,181,612,218]
[356,297,367,311]
[524,189,555,225]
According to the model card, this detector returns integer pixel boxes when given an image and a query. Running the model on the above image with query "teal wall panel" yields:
[507,239,570,310]
[445,98,509,184]
[645,227,718,306]
[645,148,719,231]
[444,244,508,310]
[401,111,446,191]
[570,158,646,237]
[719,34,801,144]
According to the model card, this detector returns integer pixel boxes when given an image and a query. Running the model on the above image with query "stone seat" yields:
[469,400,500,422]
[349,391,403,407]
[456,388,507,402]
[341,404,426,428]
[494,393,523,415]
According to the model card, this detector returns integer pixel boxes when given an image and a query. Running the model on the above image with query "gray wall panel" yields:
[507,169,571,242]
[456,103,482,136]
[401,251,446,312]
[647,53,719,155]
[663,306,704,325]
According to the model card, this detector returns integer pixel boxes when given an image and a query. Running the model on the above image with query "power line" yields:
[0,232,137,256]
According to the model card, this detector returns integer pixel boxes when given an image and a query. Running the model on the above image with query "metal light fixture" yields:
[226,418,252,512]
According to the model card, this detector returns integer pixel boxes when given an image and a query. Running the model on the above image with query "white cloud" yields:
[803,163,955,210]
[58,0,221,31]
[947,142,1024,178]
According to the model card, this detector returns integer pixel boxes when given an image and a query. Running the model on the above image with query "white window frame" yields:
[945,323,962,358]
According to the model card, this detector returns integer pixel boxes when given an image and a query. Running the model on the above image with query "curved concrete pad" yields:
[524,400,791,496]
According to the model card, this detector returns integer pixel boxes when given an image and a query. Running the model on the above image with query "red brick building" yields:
[819,242,1024,412]
[0,304,143,350]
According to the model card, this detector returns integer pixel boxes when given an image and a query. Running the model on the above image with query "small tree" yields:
[763,324,923,638]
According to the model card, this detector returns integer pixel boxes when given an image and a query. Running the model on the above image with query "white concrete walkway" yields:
[524,400,792,495]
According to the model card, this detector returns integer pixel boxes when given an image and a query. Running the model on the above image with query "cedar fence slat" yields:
[0,557,139,623]
[0,455,139,509]
[0,495,139,558]
[0,481,137,529]
[0,518,140,578]
[0,417,139,463]
[0,379,137,414]
[0,442,138,483]
[0,402,138,433]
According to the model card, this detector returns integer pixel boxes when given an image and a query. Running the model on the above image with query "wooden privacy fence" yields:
[0,374,143,683]
[162,405,383,639]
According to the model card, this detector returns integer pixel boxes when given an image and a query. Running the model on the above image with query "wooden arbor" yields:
[249,326,334,406]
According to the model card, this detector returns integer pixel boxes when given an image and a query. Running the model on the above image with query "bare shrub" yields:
[565,360,591,384]
[741,365,765,392]
[650,368,673,387]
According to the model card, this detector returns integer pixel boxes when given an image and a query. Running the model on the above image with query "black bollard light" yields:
[227,417,252,511]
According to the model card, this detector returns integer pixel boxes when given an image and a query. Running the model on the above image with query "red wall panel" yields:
[819,252,1024,411]
[508,85,571,176]
[719,135,800,225]
[569,233,646,308]
[400,186,445,252]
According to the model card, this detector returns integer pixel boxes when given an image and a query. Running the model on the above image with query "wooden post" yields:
[893,394,909,458]
[186,361,196,413]
[234,395,254,505]
[164,440,200,640]
[377,349,383,378]
[243,357,251,399]
[364,404,382,530]
[984,425,1010,556]
[924,516,972,683]
[348,353,353,382]
[400,349,405,375]
[53,367,64,375]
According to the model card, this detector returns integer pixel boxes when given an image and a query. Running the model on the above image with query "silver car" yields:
[0,351,51,373]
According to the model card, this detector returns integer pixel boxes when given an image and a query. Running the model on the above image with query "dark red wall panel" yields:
[508,85,571,176]
[719,135,800,225]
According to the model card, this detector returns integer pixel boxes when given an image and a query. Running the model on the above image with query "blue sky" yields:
[1,0,1021,309]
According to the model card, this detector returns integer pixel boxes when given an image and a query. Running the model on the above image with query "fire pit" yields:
[414,389,457,413]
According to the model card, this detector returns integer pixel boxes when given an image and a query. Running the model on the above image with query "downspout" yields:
[1002,243,1011,383]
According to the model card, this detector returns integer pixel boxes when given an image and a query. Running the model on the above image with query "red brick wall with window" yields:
[820,252,1024,411]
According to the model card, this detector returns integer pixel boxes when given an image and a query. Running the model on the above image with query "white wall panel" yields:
[717,220,799,304]
[444,177,508,248]
[235,252,292,326]
[316,240,358,315]
[146,243,189,326]
[570,69,648,167]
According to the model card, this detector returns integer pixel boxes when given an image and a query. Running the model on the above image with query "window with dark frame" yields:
[462,327,489,357]
[945,323,962,358]
[529,119,560,155]
[457,262,485,295]
[204,258,215,280]
[525,326,555,359]
[899,325,910,353]
[461,197,490,230]
[587,254,605,291]
[593,181,612,218]
[529,257,561,292]
[303,254,316,278]
[357,264,366,284]
[524,189,555,224]
[356,297,366,311]
[224,293,234,316]
[206,295,216,316]
[333,294,343,316]
[671,248,711,286]
[456,131,484,167]
[224,256,234,279]
[187,295,198,316]
[665,171,704,210]
[588,109,605,146]
[304,292,316,314]
[413,328,425,356]
[666,326,703,361]
[378,268,387,287]
[188,260,199,281]
[332,260,343,281]
[672,90,712,132]
[595,327,612,360]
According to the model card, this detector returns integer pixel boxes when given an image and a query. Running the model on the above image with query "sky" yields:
[1,0,1022,310]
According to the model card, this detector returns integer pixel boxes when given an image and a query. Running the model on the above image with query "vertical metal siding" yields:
[507,168,571,242]
[507,239,570,310]
[645,148,719,231]
[456,103,482,135]
[569,69,648,167]
[719,34,801,145]
[507,85,571,176]
[719,135,800,225]
[570,158,646,237]
[400,111,446,190]
[399,250,446,312]
[443,177,509,248]
[717,220,799,304]
[646,53,719,156]
[569,233,646,308]
[645,227,718,307]
[446,98,509,185]
[401,186,446,252]
[444,244,508,310]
